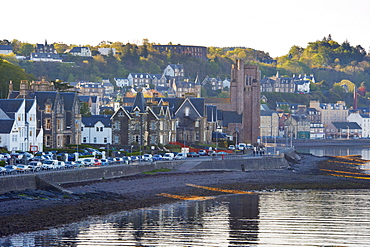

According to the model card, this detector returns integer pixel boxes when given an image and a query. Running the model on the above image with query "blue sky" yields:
[3,0,370,57]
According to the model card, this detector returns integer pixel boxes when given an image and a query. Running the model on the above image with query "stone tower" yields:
[230,59,261,144]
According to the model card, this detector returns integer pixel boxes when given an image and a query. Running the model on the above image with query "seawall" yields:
[0,155,291,195]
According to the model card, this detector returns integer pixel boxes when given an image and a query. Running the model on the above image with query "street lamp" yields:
[347,126,350,139]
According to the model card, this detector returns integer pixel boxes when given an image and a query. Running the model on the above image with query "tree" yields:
[80,102,91,117]
[19,43,34,56]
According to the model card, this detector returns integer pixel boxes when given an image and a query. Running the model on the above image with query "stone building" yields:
[205,59,261,144]
[8,80,81,148]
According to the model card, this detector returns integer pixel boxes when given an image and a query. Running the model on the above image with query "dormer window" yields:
[185,107,190,116]
[45,104,51,114]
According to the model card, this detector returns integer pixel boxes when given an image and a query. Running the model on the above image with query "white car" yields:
[142,154,153,162]
[174,153,187,160]
[162,153,175,160]
[42,160,58,170]
[56,161,66,169]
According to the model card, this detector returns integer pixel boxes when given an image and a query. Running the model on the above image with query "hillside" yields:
[1,36,370,106]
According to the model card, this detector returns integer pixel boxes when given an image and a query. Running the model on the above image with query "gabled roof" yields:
[131,91,146,113]
[0,119,14,133]
[82,115,111,127]
[60,92,77,111]
[33,91,58,110]
[0,99,23,118]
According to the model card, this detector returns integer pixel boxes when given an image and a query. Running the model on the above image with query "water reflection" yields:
[296,145,370,160]
[4,189,370,246]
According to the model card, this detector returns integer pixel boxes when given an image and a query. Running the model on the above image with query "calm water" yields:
[3,146,370,246]
[295,144,370,159]
[2,190,370,246]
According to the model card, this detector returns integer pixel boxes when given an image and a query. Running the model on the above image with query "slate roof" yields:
[31,53,62,60]
[131,91,146,113]
[332,122,361,129]
[60,92,77,111]
[206,105,218,122]
[260,110,277,117]
[82,115,111,127]
[221,111,242,127]
[0,99,23,118]
[32,92,58,110]
[0,45,12,51]
[0,120,14,133]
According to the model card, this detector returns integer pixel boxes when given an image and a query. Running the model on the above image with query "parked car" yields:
[162,153,175,160]
[100,159,109,166]
[28,161,42,172]
[121,156,131,164]
[16,165,31,172]
[187,152,200,157]
[65,161,76,169]
[198,150,207,156]
[4,165,17,173]
[174,153,187,160]
[130,156,140,162]
[93,159,102,166]
[74,160,86,168]
[142,154,153,162]
[42,160,58,170]
[0,166,6,175]
[152,154,163,161]
[228,145,235,150]
[56,161,66,169]
[81,158,95,166]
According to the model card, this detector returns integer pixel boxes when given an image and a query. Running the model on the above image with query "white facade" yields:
[0,99,43,152]
[348,112,370,138]
[81,120,111,145]
[114,78,131,87]
[98,48,116,56]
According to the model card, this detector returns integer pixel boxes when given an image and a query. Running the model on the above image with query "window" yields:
[104,137,107,143]
[94,137,97,143]
[96,127,99,132]
[114,135,120,144]
[83,137,87,143]
[100,127,103,131]
[57,119,61,131]
[45,118,51,130]
[185,107,190,116]
[45,104,51,114]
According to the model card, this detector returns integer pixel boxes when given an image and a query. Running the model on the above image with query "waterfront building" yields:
[81,115,112,145]
[0,99,43,152]
[309,100,348,126]
[325,122,362,139]
[347,112,370,138]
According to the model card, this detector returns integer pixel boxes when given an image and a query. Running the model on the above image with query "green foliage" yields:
[0,58,34,98]
[80,102,92,117]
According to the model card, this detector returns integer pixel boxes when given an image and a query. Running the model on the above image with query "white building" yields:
[98,48,116,56]
[0,99,43,152]
[81,115,112,145]
[114,78,131,87]
[69,47,92,57]
[348,112,370,138]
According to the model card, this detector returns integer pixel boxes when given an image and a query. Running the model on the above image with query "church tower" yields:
[230,59,260,144]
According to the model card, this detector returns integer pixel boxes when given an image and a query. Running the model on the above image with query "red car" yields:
[93,159,102,166]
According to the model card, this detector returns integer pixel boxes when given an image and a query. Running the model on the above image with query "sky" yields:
[3,0,370,58]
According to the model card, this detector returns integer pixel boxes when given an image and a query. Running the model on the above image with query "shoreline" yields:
[2,153,370,236]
